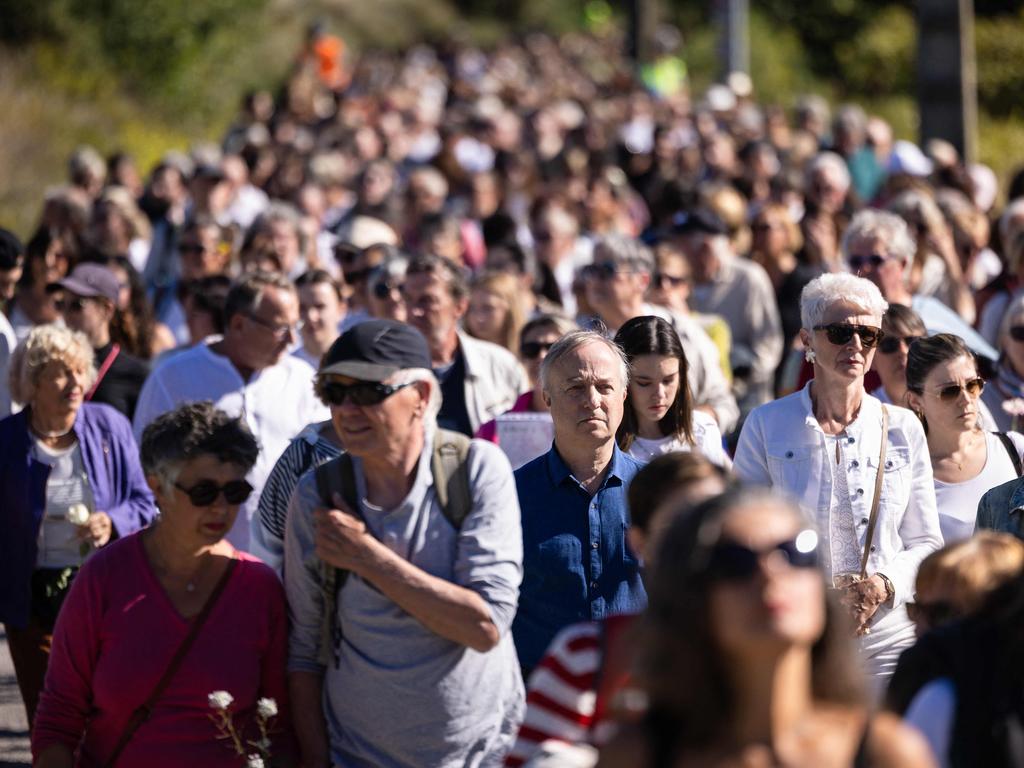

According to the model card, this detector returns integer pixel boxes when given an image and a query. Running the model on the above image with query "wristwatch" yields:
[877,572,895,604]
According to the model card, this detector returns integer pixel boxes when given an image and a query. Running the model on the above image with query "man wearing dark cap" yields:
[673,209,783,415]
[0,227,24,418]
[50,262,148,420]
[285,318,525,768]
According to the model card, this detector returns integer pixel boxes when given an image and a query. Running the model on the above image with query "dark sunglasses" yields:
[56,297,92,313]
[652,272,688,288]
[372,281,403,300]
[928,377,985,401]
[583,262,624,281]
[177,243,206,255]
[813,323,884,349]
[343,267,372,285]
[705,530,819,582]
[1009,326,1024,343]
[320,380,414,407]
[846,253,888,271]
[520,340,555,359]
[174,479,253,507]
[906,599,957,627]
[878,334,924,355]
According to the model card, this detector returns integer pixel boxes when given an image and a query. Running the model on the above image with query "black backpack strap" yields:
[431,429,473,529]
[995,432,1023,477]
[314,453,358,669]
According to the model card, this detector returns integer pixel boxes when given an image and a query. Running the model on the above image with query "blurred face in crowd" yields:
[0,259,23,301]
[800,300,881,387]
[89,201,131,254]
[907,354,984,437]
[870,318,923,406]
[709,501,825,658]
[533,210,576,267]
[179,226,231,281]
[544,340,627,448]
[268,219,302,275]
[680,232,724,284]
[229,285,300,371]
[326,373,430,465]
[403,271,466,358]
[519,325,562,389]
[59,292,113,348]
[751,208,791,260]
[1004,310,1024,378]
[648,248,691,314]
[466,287,509,347]
[298,281,344,355]
[367,274,407,323]
[808,166,848,215]
[846,235,906,300]
[584,250,648,320]
[360,162,394,207]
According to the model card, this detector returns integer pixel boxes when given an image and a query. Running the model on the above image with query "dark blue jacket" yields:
[0,403,156,628]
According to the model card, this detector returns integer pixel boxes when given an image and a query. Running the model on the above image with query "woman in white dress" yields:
[733,272,943,699]
[614,315,730,469]
[905,333,1024,544]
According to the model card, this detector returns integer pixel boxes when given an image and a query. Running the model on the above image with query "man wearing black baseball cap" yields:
[284,318,525,767]
[49,262,148,420]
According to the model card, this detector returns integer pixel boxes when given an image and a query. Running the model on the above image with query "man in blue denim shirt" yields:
[513,330,646,673]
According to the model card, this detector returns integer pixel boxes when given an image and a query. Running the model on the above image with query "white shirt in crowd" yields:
[132,338,329,551]
[625,410,732,470]
[0,310,18,418]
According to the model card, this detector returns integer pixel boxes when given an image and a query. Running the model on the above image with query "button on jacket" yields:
[513,444,647,673]
[733,382,943,608]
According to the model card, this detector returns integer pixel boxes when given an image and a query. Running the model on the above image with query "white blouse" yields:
[625,410,732,469]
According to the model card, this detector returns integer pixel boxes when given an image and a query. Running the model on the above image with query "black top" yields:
[89,342,149,421]
[434,347,473,437]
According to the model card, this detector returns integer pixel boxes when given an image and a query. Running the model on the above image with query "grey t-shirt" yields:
[285,430,525,767]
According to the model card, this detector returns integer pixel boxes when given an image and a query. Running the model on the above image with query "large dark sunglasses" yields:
[846,253,887,271]
[372,281,403,300]
[583,262,624,281]
[652,272,688,288]
[927,377,985,401]
[705,530,819,582]
[813,323,884,349]
[906,599,957,627]
[56,297,93,313]
[174,479,253,507]
[520,340,555,359]
[878,334,924,354]
[1009,326,1024,343]
[321,380,414,407]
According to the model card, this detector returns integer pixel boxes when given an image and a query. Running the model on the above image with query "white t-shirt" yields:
[33,438,94,569]
[625,410,732,469]
[935,430,1024,543]
[0,310,18,419]
[133,338,329,551]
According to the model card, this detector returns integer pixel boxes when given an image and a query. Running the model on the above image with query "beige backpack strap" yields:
[860,405,888,579]
[431,429,473,529]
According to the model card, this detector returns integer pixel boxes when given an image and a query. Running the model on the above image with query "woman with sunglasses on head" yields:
[613,315,730,469]
[599,488,933,768]
[33,402,293,768]
[905,334,1024,544]
[734,272,943,699]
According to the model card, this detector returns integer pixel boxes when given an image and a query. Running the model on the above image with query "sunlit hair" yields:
[466,271,528,355]
[799,272,888,331]
[614,315,694,450]
[593,234,654,275]
[140,401,259,492]
[539,330,630,395]
[806,151,851,192]
[916,532,1024,618]
[881,303,926,338]
[518,314,578,349]
[637,488,863,753]
[627,452,729,533]
[751,202,803,255]
[9,324,97,405]
[841,209,916,268]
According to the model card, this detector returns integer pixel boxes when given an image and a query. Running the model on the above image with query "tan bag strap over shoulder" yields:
[859,405,888,580]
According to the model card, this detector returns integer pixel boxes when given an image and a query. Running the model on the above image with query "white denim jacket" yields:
[734,382,943,608]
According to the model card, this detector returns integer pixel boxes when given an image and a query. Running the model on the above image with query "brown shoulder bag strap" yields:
[104,557,238,767]
[860,406,888,580]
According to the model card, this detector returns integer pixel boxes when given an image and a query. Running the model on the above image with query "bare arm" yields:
[33,745,74,768]
[288,671,330,768]
[869,711,938,768]
[314,504,500,652]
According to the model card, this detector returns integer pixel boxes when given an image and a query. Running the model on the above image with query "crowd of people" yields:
[4,23,1024,768]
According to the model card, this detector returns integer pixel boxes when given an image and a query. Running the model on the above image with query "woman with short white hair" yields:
[734,272,943,698]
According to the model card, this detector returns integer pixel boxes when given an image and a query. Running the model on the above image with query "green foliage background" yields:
[0,0,1022,237]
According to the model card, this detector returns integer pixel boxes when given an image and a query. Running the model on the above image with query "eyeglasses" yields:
[372,281,403,300]
[56,297,93,313]
[846,253,888,271]
[521,340,555,359]
[652,272,689,288]
[906,599,957,627]
[1009,326,1024,343]
[925,377,985,401]
[177,243,206,255]
[174,479,254,507]
[878,334,924,355]
[705,530,819,582]
[320,380,414,407]
[813,323,884,349]
[583,262,628,281]
[246,312,302,340]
